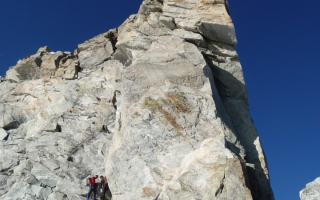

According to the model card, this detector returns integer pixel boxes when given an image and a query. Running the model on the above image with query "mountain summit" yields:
[0,0,273,199]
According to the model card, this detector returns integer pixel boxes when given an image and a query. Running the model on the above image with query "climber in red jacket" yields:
[86,175,98,200]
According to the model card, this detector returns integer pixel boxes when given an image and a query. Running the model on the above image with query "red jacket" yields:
[89,177,97,187]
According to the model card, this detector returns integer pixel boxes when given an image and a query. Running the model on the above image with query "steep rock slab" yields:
[300,178,320,200]
[105,0,273,200]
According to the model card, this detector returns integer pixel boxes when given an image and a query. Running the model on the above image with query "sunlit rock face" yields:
[0,0,273,199]
[300,178,320,200]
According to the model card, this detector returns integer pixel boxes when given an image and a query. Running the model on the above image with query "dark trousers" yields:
[87,186,97,199]
[100,184,109,200]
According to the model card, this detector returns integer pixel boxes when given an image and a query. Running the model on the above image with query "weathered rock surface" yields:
[6,46,79,83]
[0,76,5,82]
[0,0,273,200]
[0,59,119,199]
[300,178,320,200]
[77,29,117,70]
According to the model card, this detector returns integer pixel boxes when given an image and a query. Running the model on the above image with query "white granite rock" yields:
[163,0,237,45]
[300,178,320,200]
[77,29,117,70]
[0,0,273,199]
[0,128,8,140]
[0,59,121,199]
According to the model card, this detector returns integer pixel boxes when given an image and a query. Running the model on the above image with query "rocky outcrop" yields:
[0,0,273,200]
[6,46,79,82]
[0,58,120,199]
[300,178,320,200]
[77,29,117,70]
[0,76,5,82]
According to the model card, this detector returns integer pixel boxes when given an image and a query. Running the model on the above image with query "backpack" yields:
[89,177,95,184]
[86,178,92,187]
[89,177,96,188]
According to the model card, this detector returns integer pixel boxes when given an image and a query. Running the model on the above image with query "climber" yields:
[86,175,98,200]
[99,176,109,200]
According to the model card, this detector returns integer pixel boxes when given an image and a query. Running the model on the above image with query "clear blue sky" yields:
[0,1,319,199]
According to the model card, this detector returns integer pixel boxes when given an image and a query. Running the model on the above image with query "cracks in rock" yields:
[154,193,160,200]
[56,124,62,132]
[118,114,122,132]
[95,57,111,67]
[179,180,193,192]
[16,148,26,154]
[185,27,234,48]
[104,28,118,53]
[101,125,110,133]
[136,30,150,37]
[44,124,62,133]
[215,173,225,198]
[184,38,203,48]
[0,160,20,175]
[54,54,67,69]
[3,133,10,141]
[2,120,20,141]
[40,182,55,190]
[12,92,37,99]
[166,2,191,10]
[201,50,227,64]
[112,90,118,110]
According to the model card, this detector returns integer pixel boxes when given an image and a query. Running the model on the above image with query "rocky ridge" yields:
[300,178,320,200]
[0,0,273,199]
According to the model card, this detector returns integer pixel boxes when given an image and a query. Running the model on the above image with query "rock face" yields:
[0,0,273,200]
[300,178,320,200]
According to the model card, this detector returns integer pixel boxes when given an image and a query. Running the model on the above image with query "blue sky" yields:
[0,1,319,199]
